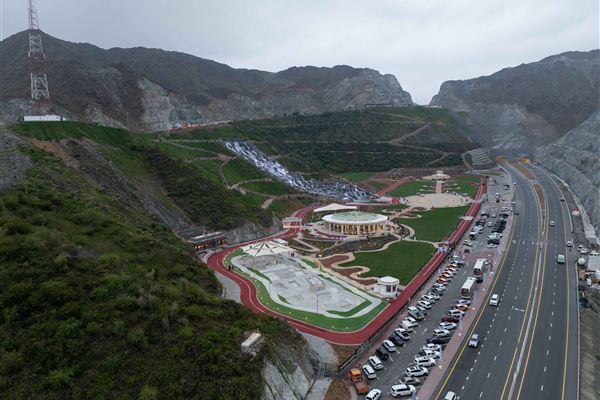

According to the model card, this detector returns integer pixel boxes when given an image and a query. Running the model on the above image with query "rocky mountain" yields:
[0,31,412,130]
[431,50,600,152]
[535,110,600,235]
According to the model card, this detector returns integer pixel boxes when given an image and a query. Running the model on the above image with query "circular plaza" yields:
[322,211,389,236]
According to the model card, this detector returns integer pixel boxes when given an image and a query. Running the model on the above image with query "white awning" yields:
[241,241,293,257]
[314,203,358,213]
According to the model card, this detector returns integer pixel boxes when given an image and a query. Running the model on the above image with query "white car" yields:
[366,389,382,400]
[489,294,500,306]
[591,251,599,256]
[414,356,436,368]
[418,300,432,309]
[394,328,410,341]
[448,309,465,318]
[456,299,471,306]
[390,384,416,398]
[566,241,573,247]
[444,391,457,400]
[487,221,493,227]
[368,356,384,370]
[405,366,429,377]
[423,343,442,353]
[427,292,441,300]
[469,333,480,348]
[581,248,589,255]
[549,220,556,226]
[419,348,441,359]
[383,340,397,353]
[406,316,419,326]
[422,295,437,303]
[439,322,457,331]
[433,328,451,338]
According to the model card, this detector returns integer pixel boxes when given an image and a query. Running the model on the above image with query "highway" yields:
[433,163,579,400]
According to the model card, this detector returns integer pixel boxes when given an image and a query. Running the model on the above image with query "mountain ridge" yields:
[0,30,412,130]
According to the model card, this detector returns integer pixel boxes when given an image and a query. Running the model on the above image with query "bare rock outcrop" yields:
[535,110,600,235]
[431,50,600,153]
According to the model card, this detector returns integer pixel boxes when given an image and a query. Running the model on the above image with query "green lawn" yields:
[443,176,480,197]
[338,241,435,285]
[224,252,387,331]
[222,158,267,184]
[396,205,470,242]
[339,171,378,183]
[242,180,294,196]
[388,180,435,197]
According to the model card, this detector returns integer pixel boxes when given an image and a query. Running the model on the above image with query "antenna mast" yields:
[28,0,50,115]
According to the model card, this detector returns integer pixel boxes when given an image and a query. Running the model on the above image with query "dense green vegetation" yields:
[140,148,273,229]
[242,180,296,196]
[0,146,289,399]
[339,241,435,284]
[388,180,435,197]
[396,205,470,242]
[222,158,268,185]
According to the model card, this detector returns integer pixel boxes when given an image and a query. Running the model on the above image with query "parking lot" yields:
[353,174,515,399]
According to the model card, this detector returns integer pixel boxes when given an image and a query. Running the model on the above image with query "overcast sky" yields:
[2,0,598,103]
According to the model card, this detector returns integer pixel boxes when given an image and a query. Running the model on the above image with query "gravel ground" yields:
[0,130,32,193]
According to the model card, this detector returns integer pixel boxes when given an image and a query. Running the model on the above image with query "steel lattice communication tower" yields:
[28,0,50,115]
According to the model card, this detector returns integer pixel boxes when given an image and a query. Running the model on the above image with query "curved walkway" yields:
[205,179,486,344]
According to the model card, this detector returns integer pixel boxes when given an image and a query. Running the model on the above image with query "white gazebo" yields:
[374,276,399,298]
[241,240,293,258]
[314,203,358,214]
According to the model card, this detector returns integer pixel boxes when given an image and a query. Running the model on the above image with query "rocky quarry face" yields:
[431,50,600,154]
[535,110,600,236]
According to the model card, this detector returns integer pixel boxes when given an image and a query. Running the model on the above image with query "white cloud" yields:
[1,0,598,103]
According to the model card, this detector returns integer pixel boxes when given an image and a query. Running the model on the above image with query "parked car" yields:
[388,335,404,347]
[399,376,421,386]
[401,320,414,332]
[382,339,397,353]
[448,309,465,318]
[439,322,457,330]
[426,337,448,345]
[405,366,429,377]
[362,364,377,380]
[418,348,441,359]
[453,304,469,312]
[413,356,436,368]
[418,300,432,309]
[406,317,419,326]
[456,299,471,306]
[366,389,382,400]
[422,343,442,353]
[375,347,389,361]
[442,316,460,323]
[390,383,416,398]
[394,328,410,341]
[434,328,451,337]
[369,356,384,370]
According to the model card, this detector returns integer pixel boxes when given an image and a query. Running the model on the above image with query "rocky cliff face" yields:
[431,50,600,153]
[535,110,600,235]
[1,31,412,130]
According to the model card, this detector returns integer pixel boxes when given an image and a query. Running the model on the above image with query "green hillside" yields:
[0,143,290,399]
[12,122,280,230]
[223,107,475,173]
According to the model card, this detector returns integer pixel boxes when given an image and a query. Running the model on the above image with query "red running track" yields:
[206,178,486,345]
